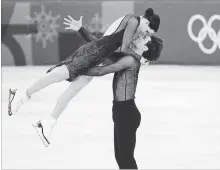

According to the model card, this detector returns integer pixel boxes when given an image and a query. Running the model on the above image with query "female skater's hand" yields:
[63,15,83,31]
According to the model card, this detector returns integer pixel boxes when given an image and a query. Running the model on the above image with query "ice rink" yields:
[2,65,220,169]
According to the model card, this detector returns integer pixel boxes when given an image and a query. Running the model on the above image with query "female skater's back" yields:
[53,15,140,80]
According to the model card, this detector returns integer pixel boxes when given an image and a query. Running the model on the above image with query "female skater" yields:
[8,8,161,146]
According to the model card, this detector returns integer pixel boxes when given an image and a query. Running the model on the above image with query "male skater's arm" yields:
[82,56,137,76]
[120,17,142,61]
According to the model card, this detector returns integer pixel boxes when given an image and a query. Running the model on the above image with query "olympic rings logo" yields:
[187,14,220,54]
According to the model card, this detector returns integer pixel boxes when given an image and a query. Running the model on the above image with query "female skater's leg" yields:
[51,75,93,119]
[9,65,70,116]
[33,75,93,147]
[27,65,69,97]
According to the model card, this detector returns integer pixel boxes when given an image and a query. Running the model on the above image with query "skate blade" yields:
[8,88,17,116]
[32,122,50,147]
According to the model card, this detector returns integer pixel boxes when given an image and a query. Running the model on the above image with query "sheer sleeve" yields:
[78,27,98,42]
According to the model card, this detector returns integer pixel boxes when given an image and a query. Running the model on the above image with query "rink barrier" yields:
[1,0,220,66]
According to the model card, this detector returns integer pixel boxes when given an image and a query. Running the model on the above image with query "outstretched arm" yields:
[78,27,98,42]
[63,15,118,65]
[82,56,136,76]
[63,15,98,42]
[120,17,142,61]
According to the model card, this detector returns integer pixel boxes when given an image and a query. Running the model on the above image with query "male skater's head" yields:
[131,34,163,64]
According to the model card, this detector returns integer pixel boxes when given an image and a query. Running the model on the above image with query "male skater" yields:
[65,10,163,169]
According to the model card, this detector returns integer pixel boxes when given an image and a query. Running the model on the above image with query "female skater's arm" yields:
[64,15,98,42]
[77,25,119,65]
[120,17,142,60]
[64,15,117,64]
[78,27,98,42]
[82,56,136,76]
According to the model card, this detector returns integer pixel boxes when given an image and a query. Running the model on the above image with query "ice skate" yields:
[8,88,30,116]
[32,117,57,147]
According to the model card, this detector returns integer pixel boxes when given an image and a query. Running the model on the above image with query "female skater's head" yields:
[138,8,160,36]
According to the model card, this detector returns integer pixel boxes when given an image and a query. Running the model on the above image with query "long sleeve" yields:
[83,56,135,76]
[78,27,98,42]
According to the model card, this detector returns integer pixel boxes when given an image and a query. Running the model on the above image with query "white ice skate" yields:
[32,117,57,147]
[8,88,30,116]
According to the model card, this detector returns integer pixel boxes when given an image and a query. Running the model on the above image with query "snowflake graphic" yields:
[26,5,60,48]
[86,13,108,33]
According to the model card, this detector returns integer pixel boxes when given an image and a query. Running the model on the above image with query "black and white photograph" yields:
[1,0,220,169]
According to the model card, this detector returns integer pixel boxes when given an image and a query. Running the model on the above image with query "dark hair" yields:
[144,8,160,32]
[142,36,163,61]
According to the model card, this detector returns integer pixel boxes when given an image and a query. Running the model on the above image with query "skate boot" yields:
[8,88,30,116]
[32,117,57,147]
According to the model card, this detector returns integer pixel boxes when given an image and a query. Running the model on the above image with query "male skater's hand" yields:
[63,15,83,31]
